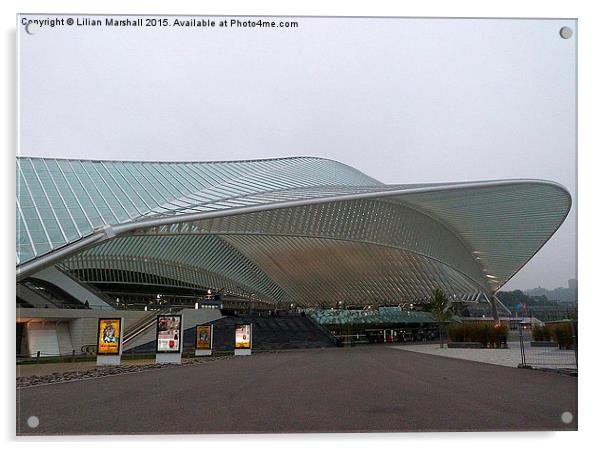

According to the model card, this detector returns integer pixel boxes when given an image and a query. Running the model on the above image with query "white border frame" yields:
[6,1,598,447]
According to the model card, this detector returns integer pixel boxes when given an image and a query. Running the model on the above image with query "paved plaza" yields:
[17,346,577,434]
[389,342,577,369]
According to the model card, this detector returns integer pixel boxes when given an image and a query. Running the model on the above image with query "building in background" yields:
[16,156,571,354]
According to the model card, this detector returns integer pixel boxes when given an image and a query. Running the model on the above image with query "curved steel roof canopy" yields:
[16,156,571,307]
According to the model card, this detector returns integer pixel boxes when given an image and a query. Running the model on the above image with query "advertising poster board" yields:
[195,324,213,356]
[96,318,123,366]
[97,318,122,355]
[156,315,182,353]
[195,325,212,350]
[235,324,252,355]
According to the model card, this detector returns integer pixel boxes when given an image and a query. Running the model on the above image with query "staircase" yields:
[124,314,337,354]
[196,315,338,351]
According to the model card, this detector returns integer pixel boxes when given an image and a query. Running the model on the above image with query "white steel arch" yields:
[16,156,571,308]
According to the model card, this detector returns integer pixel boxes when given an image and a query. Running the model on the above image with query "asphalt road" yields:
[16,346,577,435]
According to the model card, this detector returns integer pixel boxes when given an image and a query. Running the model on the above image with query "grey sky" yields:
[17,15,576,291]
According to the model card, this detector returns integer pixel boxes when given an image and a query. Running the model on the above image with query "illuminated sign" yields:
[156,315,182,353]
[195,325,213,350]
[235,324,252,349]
[96,318,122,355]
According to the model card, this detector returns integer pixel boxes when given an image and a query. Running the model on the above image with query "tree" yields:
[425,289,453,348]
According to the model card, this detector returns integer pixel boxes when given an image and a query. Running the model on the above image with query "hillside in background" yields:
[524,286,577,303]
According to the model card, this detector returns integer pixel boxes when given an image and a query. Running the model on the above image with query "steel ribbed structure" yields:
[16,156,571,307]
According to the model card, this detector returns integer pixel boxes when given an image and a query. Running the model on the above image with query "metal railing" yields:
[518,320,577,371]
[17,349,83,364]
[55,264,117,307]
[122,306,181,348]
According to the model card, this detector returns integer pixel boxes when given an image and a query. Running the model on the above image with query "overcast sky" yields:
[18,15,576,291]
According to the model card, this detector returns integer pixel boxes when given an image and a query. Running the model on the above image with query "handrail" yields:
[123,310,162,339]
[123,307,180,346]
[19,282,66,308]
[17,349,87,363]
[81,344,97,354]
[122,317,158,346]
[20,276,116,310]
[54,263,117,306]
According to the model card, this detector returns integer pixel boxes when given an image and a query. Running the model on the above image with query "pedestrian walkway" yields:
[17,346,577,434]
[389,342,575,369]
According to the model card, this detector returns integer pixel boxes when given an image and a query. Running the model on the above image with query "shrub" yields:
[477,323,490,348]
[532,325,542,341]
[489,323,507,348]
[447,322,508,348]
[448,324,465,342]
[531,325,552,341]
[466,323,481,343]
[550,323,574,350]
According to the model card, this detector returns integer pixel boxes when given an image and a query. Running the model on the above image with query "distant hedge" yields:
[532,323,574,349]
[531,325,552,341]
[448,322,508,348]
[531,325,551,341]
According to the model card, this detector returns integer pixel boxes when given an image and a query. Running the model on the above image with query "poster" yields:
[235,324,252,349]
[195,325,212,350]
[156,315,182,353]
[97,318,122,355]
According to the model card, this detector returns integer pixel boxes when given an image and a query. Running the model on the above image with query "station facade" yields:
[16,156,571,355]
